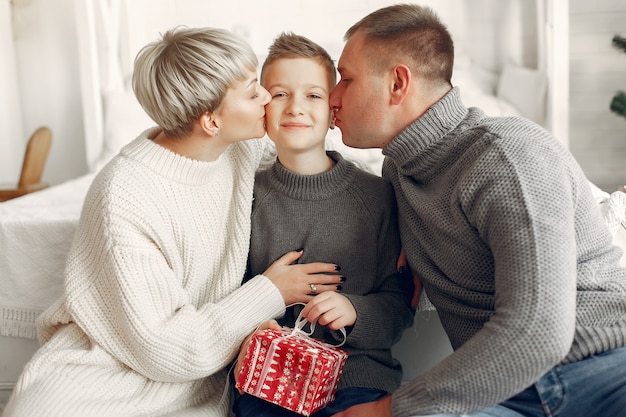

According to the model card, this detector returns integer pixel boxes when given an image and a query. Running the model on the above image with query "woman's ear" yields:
[390,64,412,105]
[200,112,221,137]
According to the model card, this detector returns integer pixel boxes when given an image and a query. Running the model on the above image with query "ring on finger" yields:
[309,283,317,294]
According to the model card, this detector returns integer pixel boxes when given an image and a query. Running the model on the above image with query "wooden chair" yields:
[0,127,52,202]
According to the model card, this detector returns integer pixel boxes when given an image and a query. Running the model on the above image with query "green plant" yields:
[610,35,626,120]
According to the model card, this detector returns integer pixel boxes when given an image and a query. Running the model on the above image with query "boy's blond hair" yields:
[261,32,336,90]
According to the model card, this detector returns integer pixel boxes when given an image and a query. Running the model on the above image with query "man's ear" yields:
[200,112,221,137]
[390,64,412,105]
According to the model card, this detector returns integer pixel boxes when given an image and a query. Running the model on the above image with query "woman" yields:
[3,27,342,417]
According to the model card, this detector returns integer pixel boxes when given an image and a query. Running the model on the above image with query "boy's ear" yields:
[200,112,221,137]
[390,64,411,105]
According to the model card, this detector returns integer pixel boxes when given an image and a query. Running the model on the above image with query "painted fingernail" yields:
[335,265,341,271]
[340,276,346,282]
[295,248,304,252]
[399,266,405,274]
[336,285,343,291]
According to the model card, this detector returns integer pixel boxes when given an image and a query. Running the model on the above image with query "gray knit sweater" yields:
[247,151,415,394]
[385,87,626,416]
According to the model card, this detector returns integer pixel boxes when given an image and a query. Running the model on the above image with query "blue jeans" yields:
[423,346,626,417]
[233,387,387,417]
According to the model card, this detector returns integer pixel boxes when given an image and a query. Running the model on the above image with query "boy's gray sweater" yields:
[247,151,414,394]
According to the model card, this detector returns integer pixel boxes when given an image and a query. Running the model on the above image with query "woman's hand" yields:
[263,250,344,305]
[301,292,356,330]
[233,319,281,391]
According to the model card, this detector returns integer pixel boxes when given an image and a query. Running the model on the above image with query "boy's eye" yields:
[272,92,287,98]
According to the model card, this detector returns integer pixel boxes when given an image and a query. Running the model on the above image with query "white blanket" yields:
[0,174,94,338]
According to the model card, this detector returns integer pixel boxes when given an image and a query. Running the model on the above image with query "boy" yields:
[234,32,414,417]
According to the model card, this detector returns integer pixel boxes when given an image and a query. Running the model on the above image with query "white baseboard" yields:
[0,382,14,406]
[0,335,38,406]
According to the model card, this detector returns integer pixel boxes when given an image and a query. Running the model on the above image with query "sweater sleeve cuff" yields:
[219,274,285,331]
[392,378,439,417]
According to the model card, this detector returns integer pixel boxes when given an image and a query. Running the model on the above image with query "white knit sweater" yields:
[4,129,286,417]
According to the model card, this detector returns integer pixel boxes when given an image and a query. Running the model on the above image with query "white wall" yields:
[569,0,626,192]
[5,0,87,186]
[0,0,24,184]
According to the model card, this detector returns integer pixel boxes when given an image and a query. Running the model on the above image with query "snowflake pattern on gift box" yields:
[236,328,347,416]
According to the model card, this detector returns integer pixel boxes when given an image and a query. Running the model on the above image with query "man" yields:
[330,4,626,417]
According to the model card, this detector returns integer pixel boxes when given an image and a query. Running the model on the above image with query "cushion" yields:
[496,61,547,125]
[453,54,521,118]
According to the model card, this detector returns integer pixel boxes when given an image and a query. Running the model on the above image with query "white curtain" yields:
[0,0,24,184]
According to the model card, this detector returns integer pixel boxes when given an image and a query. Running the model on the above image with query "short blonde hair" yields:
[132,26,258,137]
[261,32,336,90]
[346,4,454,86]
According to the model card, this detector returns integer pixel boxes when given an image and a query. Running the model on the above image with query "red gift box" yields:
[236,326,348,416]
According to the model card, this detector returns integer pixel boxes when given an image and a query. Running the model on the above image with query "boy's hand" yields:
[301,292,356,330]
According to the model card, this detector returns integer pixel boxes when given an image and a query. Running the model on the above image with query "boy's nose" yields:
[287,98,304,115]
